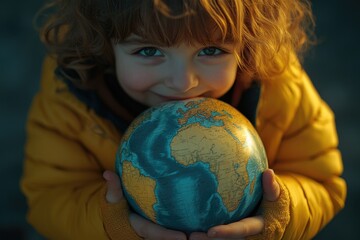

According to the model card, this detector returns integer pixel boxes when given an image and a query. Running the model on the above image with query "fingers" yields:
[129,213,187,240]
[103,170,123,203]
[262,169,280,202]
[205,216,264,239]
[188,232,210,240]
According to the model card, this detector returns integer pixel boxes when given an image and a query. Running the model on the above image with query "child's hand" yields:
[189,169,280,240]
[103,170,187,240]
[103,170,124,203]
[129,212,187,240]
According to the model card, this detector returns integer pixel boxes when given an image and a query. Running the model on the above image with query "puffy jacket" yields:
[21,55,346,239]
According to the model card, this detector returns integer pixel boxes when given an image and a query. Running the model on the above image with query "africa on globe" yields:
[115,97,268,232]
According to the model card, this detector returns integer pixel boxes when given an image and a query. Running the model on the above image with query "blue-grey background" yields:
[0,0,359,239]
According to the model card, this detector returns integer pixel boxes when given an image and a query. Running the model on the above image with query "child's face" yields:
[112,34,238,107]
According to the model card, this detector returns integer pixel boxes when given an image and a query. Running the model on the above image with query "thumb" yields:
[262,169,280,202]
[103,170,123,203]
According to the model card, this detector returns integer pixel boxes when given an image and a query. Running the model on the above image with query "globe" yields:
[115,97,268,233]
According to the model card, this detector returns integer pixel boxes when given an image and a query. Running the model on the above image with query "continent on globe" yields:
[116,97,268,233]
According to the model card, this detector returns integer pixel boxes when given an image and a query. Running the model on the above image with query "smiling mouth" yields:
[158,94,203,101]
[153,91,210,102]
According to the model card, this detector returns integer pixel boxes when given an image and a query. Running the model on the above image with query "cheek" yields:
[205,64,237,90]
[115,62,157,91]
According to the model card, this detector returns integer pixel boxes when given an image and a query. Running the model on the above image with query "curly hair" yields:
[36,0,315,88]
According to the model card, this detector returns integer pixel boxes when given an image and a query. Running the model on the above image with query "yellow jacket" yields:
[21,56,346,239]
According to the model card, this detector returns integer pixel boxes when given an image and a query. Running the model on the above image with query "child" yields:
[21,0,346,239]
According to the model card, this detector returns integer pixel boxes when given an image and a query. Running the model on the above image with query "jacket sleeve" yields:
[20,57,141,240]
[255,61,347,239]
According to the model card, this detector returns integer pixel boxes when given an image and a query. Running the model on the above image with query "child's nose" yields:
[165,63,199,92]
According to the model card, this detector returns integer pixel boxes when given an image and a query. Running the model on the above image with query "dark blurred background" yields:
[0,0,359,239]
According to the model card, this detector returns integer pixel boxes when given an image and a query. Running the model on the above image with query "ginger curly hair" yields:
[36,0,315,88]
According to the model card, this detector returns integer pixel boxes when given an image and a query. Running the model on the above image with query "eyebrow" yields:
[120,37,155,46]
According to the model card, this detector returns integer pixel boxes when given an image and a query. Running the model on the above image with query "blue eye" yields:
[135,47,163,57]
[198,47,224,56]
